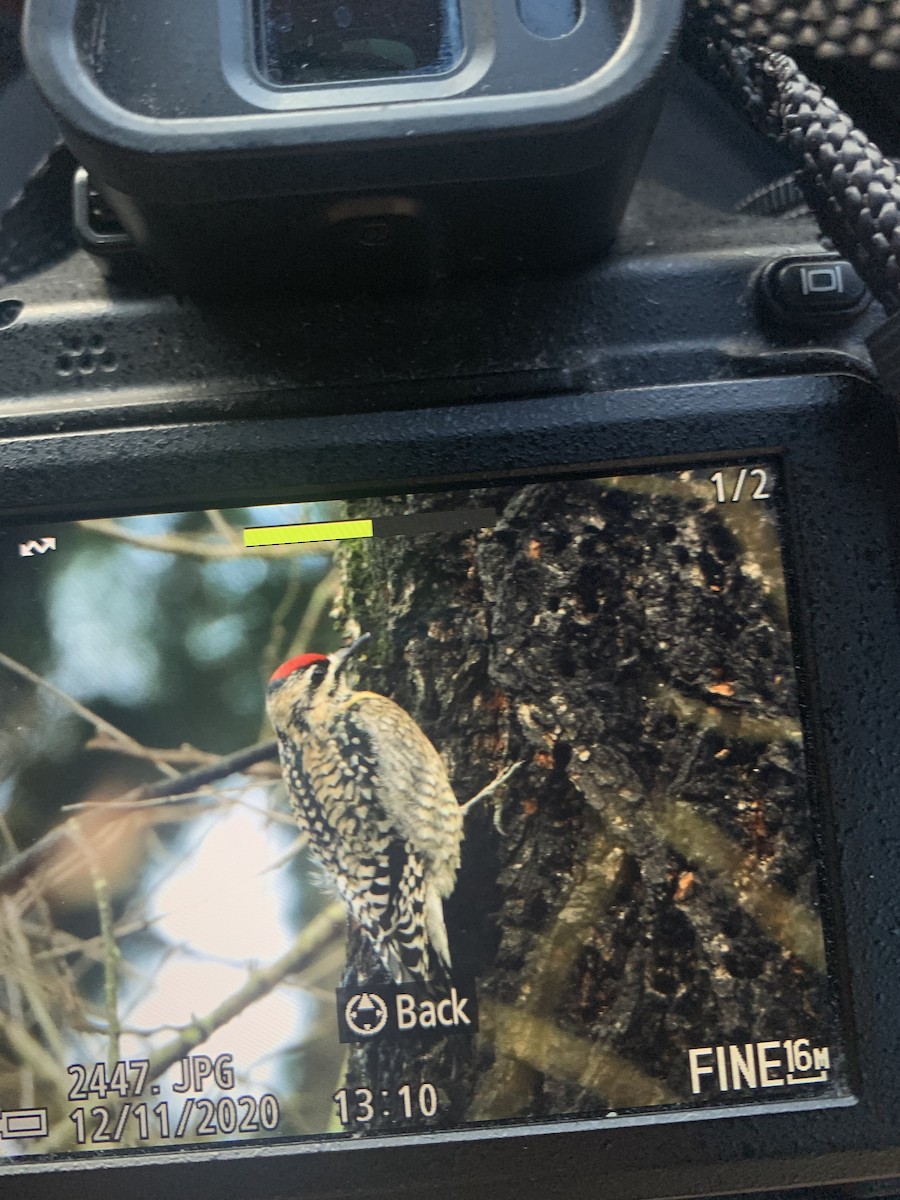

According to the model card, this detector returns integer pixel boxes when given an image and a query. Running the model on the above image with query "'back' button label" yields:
[336,982,478,1044]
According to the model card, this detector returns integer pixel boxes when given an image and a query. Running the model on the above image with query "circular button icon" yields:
[345,992,389,1037]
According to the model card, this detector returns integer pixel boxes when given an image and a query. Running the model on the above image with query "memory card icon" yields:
[0,1107,49,1139]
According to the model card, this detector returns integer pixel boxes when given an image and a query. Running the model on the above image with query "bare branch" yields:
[2,897,67,1064]
[78,518,333,560]
[37,902,347,1153]
[62,790,217,814]
[287,566,342,661]
[205,509,244,548]
[0,1011,70,1097]
[0,651,180,778]
[145,901,345,1083]
[134,740,278,801]
[85,733,219,767]
[67,818,121,1068]
[0,740,278,899]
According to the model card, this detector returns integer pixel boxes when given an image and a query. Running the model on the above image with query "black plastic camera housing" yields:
[22,0,681,292]
[0,144,899,1194]
[5,6,900,1198]
[0,359,900,1200]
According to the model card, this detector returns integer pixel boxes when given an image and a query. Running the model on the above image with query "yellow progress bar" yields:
[244,518,374,549]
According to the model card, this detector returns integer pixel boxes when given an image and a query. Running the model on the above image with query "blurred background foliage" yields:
[0,503,349,1148]
[0,506,341,850]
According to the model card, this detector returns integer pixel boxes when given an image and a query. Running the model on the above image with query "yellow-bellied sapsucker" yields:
[266,635,463,983]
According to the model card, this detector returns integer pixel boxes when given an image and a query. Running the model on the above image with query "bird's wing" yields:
[338,691,462,887]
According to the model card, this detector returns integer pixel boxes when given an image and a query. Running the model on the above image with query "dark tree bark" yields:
[338,475,840,1130]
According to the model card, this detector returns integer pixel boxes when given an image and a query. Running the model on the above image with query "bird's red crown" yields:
[270,653,328,683]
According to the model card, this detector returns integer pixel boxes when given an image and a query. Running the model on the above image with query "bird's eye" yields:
[309,663,328,688]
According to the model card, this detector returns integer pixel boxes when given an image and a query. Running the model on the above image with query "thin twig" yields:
[0,1011,70,1096]
[134,740,278,800]
[83,1021,203,1038]
[79,518,333,560]
[287,567,342,661]
[145,901,345,1083]
[37,902,349,1153]
[228,793,298,829]
[0,740,278,898]
[62,789,218,814]
[85,733,218,767]
[205,509,244,548]
[0,813,86,1033]
[259,831,309,876]
[259,569,308,696]
[2,897,68,1063]
[3,967,35,1109]
[67,818,121,1069]
[0,813,18,858]
[0,651,180,778]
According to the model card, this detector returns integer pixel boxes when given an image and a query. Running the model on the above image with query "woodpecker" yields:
[266,635,464,984]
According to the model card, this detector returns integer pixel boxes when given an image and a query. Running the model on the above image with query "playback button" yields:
[760,255,871,325]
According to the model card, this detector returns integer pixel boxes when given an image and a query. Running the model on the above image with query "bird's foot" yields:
[461,760,524,833]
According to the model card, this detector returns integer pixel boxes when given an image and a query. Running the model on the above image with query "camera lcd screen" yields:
[0,464,848,1164]
[256,0,462,86]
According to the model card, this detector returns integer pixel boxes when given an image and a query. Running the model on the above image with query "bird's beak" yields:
[332,632,371,678]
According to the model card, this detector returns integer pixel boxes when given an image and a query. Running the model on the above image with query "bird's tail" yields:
[370,853,450,985]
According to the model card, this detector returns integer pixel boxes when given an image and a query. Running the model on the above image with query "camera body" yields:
[22,0,680,292]
[2,166,900,1196]
[3,4,900,1199]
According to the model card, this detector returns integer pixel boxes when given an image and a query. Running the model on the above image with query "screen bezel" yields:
[0,374,899,1200]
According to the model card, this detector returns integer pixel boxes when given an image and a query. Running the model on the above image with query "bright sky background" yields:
[119,799,316,1097]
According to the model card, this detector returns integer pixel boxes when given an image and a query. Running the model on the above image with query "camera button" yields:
[761,255,871,325]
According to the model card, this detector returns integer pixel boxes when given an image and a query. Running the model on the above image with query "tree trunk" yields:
[338,473,837,1129]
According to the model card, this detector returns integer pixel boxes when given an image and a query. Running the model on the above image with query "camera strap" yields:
[686,0,900,70]
[685,3,900,405]
[685,8,900,317]
[0,143,76,288]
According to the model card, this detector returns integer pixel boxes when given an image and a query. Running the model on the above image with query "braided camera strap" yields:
[685,3,900,321]
[689,0,900,70]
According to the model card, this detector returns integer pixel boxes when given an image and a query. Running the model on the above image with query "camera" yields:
[22,0,679,292]
[1,3,900,1200]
